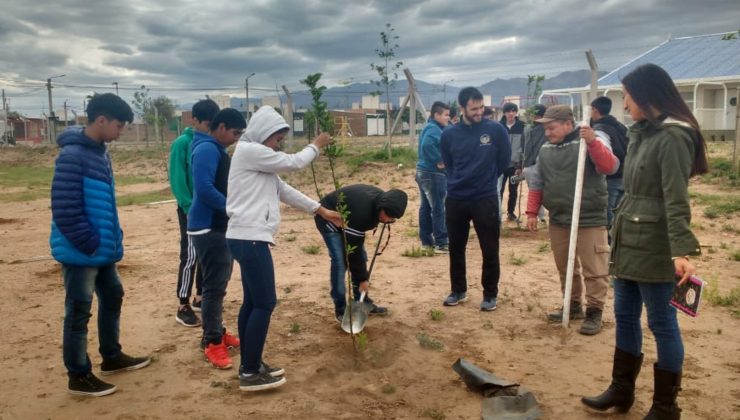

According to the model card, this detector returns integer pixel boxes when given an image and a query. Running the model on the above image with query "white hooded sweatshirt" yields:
[226,106,321,243]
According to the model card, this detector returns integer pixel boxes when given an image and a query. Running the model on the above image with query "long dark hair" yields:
[621,63,708,176]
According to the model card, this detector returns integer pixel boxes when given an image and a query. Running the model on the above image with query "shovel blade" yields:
[341,293,372,334]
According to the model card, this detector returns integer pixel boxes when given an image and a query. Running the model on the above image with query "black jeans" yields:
[445,196,501,299]
[499,166,519,215]
[191,231,233,345]
[177,207,202,304]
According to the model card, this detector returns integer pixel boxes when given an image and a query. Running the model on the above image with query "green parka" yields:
[609,118,702,283]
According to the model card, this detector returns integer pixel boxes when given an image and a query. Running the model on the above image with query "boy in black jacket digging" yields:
[314,184,408,322]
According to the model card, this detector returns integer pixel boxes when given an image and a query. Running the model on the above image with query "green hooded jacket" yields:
[169,127,194,213]
[609,118,702,283]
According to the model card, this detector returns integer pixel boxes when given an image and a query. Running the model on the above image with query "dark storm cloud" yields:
[2,0,739,116]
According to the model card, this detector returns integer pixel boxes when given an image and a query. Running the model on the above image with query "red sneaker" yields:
[204,342,232,369]
[222,331,240,349]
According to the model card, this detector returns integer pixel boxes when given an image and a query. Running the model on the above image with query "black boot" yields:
[643,365,681,420]
[582,347,644,412]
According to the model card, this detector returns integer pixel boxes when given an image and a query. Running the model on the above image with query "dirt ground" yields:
[0,143,738,420]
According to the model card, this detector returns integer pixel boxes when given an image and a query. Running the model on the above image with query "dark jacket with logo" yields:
[610,118,701,283]
[440,119,511,200]
[592,115,628,179]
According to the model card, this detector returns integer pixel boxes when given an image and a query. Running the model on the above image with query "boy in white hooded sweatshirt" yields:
[226,106,341,392]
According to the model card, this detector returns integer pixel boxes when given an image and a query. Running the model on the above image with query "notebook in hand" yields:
[670,274,704,317]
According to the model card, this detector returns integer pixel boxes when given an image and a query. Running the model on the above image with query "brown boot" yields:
[579,307,603,335]
[547,302,585,322]
[582,347,643,412]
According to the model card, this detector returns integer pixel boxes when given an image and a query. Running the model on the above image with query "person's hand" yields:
[527,215,538,232]
[358,281,370,293]
[674,257,697,286]
[515,168,522,176]
[316,206,343,227]
[580,126,596,144]
[436,162,445,170]
[312,132,332,148]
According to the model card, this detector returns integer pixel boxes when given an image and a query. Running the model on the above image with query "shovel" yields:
[340,223,386,334]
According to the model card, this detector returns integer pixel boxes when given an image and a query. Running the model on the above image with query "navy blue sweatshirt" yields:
[188,131,230,233]
[440,119,511,200]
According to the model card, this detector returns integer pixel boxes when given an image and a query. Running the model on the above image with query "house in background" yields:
[540,32,740,136]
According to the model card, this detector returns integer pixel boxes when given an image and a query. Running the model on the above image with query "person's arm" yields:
[51,151,99,254]
[525,159,545,232]
[581,126,619,175]
[496,125,512,177]
[346,232,369,284]
[192,144,226,212]
[169,139,192,213]
[440,131,452,171]
[278,177,343,226]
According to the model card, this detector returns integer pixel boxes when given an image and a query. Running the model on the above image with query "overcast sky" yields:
[1,0,739,117]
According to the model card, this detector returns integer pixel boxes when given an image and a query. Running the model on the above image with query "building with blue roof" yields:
[540,31,740,131]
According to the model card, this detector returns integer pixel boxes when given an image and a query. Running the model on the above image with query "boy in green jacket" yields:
[169,99,219,327]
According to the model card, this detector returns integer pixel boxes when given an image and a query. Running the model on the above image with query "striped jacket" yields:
[49,127,123,266]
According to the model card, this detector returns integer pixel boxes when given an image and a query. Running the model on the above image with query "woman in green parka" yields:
[582,63,708,420]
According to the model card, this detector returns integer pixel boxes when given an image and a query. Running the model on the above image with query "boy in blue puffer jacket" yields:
[50,93,150,397]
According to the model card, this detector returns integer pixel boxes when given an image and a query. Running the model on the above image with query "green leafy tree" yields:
[132,86,176,143]
[370,23,403,158]
[526,75,545,108]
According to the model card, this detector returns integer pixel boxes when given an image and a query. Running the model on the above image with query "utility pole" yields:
[46,74,65,143]
[113,82,119,96]
[2,89,8,144]
[245,72,255,124]
[443,79,454,102]
[282,85,294,150]
[63,100,68,126]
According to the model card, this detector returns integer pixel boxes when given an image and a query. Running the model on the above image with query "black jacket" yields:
[315,184,407,283]
[592,115,628,179]
[523,123,546,168]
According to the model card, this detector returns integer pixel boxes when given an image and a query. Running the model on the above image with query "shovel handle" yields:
[366,223,386,281]
[359,291,366,302]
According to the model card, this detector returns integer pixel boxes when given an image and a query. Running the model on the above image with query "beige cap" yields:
[535,104,574,123]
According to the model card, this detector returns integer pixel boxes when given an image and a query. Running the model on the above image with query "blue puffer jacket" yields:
[49,127,123,266]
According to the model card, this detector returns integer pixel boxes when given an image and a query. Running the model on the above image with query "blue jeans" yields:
[319,230,368,316]
[614,279,683,373]
[415,170,447,248]
[63,264,124,376]
[227,239,276,374]
[191,231,233,345]
[607,177,624,228]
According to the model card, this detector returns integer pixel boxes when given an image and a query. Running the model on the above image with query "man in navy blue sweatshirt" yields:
[440,87,511,311]
[188,108,246,370]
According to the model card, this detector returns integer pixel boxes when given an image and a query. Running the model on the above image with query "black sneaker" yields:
[369,303,388,316]
[443,292,467,306]
[191,298,202,313]
[239,371,286,392]
[335,314,343,324]
[100,352,151,376]
[176,304,201,327]
[68,372,117,397]
[240,362,285,378]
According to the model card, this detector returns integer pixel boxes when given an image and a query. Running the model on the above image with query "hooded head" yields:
[242,106,290,144]
[377,189,408,219]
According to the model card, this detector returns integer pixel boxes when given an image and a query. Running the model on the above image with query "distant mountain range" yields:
[189,69,607,112]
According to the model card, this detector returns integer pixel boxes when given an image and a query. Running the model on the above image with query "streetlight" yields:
[112,82,119,96]
[245,72,255,124]
[442,79,454,102]
[46,74,65,143]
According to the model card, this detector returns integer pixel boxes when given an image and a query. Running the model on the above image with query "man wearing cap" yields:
[525,105,618,335]
[315,184,408,322]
